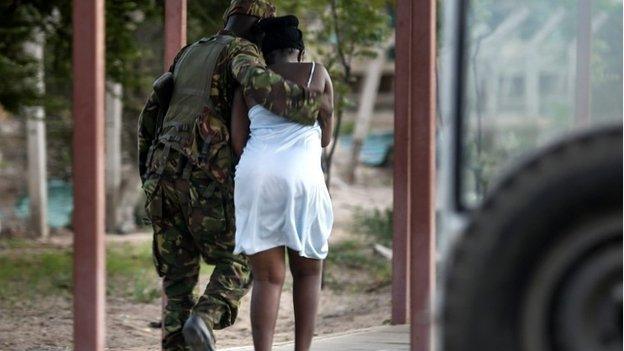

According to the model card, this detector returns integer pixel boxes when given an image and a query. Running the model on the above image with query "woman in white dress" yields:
[230,15,334,351]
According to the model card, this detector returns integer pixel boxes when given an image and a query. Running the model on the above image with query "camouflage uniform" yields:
[137,1,321,350]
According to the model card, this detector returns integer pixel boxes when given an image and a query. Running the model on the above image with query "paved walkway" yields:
[223,325,409,351]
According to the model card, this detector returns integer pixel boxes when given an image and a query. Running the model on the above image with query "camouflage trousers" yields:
[143,156,252,351]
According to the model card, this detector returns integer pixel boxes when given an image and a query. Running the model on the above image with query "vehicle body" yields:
[438,0,622,350]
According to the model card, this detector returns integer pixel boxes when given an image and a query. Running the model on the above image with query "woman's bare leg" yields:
[287,249,323,351]
[249,247,286,351]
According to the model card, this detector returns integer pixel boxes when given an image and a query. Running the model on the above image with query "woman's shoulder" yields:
[310,62,331,87]
[309,62,330,78]
[299,61,328,80]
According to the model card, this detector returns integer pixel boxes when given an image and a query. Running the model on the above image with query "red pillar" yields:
[164,0,187,71]
[395,0,438,335]
[400,0,438,350]
[392,0,412,325]
[72,0,106,350]
[161,1,187,345]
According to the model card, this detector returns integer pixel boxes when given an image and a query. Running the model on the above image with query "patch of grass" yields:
[0,239,219,305]
[352,207,393,247]
[0,238,48,250]
[323,207,394,292]
[106,242,161,303]
[130,269,162,303]
[0,240,159,304]
[325,240,391,292]
[0,247,73,304]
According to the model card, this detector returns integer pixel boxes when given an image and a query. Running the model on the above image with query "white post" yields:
[346,37,393,183]
[486,64,499,117]
[105,81,123,233]
[525,9,565,117]
[525,59,540,117]
[575,0,592,126]
[24,29,48,239]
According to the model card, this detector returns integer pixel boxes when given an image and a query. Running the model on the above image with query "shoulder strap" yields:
[213,34,236,45]
[306,62,316,88]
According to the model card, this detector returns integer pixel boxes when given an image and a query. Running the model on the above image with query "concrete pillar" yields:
[525,58,540,117]
[347,41,391,183]
[23,29,48,239]
[525,9,565,118]
[105,81,123,233]
[575,0,592,126]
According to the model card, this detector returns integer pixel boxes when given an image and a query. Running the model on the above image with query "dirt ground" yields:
[0,280,390,351]
[0,162,394,351]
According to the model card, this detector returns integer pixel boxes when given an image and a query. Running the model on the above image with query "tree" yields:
[464,0,623,201]
[0,1,55,113]
[275,0,393,186]
[0,1,163,179]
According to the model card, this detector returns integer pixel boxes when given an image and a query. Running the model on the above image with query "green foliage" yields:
[0,1,166,178]
[105,1,160,87]
[0,239,220,305]
[324,206,394,292]
[0,2,48,112]
[273,0,393,184]
[325,239,391,292]
[464,0,623,204]
[0,240,156,304]
[352,207,393,247]
[303,0,392,115]
[0,1,393,180]
[0,1,161,113]
[463,126,541,203]
[0,245,73,303]
[338,120,355,135]
[187,0,230,42]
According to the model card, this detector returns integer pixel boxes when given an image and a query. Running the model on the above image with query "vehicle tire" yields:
[443,125,623,351]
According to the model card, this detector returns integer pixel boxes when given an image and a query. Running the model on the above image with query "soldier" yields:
[137,1,329,350]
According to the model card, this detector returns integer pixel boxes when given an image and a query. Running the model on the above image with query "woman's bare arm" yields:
[318,66,334,148]
[231,87,250,157]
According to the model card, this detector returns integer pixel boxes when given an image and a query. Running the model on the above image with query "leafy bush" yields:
[352,207,393,247]
[325,239,391,292]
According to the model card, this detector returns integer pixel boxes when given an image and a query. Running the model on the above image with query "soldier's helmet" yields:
[223,0,276,23]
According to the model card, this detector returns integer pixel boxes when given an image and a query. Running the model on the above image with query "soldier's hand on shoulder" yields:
[304,87,332,118]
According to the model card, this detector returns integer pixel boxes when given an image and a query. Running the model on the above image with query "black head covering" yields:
[258,15,304,58]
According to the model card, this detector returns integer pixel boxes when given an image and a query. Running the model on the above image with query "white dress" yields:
[234,63,333,259]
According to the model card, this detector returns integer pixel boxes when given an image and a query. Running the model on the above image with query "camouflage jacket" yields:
[138,32,320,185]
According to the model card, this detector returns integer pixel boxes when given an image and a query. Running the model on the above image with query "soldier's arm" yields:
[137,92,159,182]
[231,88,250,157]
[229,40,320,126]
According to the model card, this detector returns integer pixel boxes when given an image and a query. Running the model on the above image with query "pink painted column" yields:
[392,0,412,325]
[164,0,187,71]
[161,1,187,345]
[72,0,106,350]
[408,0,437,349]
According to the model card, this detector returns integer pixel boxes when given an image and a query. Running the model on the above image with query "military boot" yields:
[183,314,216,351]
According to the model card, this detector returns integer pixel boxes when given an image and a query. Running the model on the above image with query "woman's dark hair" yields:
[258,15,305,61]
